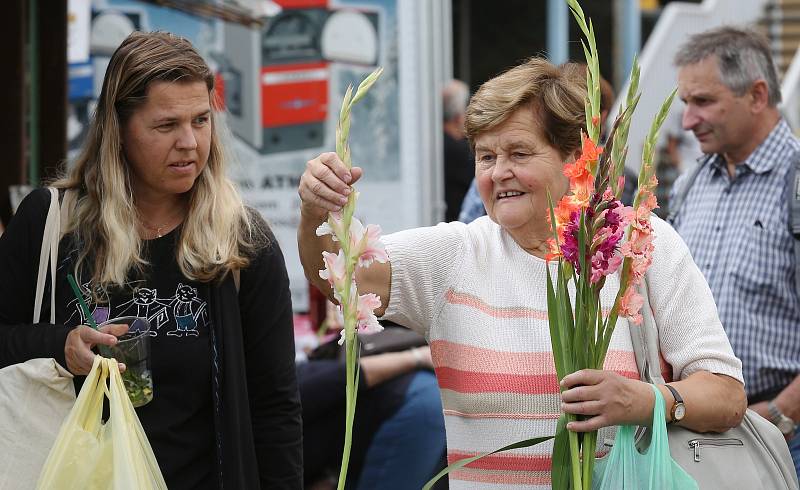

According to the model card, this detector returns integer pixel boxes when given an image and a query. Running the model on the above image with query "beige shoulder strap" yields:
[33,188,61,324]
[33,188,78,324]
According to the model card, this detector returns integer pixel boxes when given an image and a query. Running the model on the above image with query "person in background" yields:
[670,26,800,478]
[299,340,445,490]
[299,56,745,489]
[0,31,302,488]
[443,79,475,222]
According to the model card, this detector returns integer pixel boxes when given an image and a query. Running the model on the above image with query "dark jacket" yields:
[0,189,303,489]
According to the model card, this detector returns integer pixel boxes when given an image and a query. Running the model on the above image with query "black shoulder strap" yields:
[666,157,708,225]
[787,151,800,295]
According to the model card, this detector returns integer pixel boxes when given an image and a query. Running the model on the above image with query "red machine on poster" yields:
[222,0,379,154]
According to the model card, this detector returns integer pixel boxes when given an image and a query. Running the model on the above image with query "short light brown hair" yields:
[465,58,587,158]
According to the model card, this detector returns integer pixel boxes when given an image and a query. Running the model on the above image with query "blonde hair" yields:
[465,58,587,158]
[54,31,264,292]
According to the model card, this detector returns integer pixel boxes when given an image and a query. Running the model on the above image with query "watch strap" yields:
[664,384,684,423]
[767,400,783,424]
[767,400,796,436]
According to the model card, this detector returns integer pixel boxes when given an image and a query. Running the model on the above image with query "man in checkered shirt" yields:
[670,26,800,476]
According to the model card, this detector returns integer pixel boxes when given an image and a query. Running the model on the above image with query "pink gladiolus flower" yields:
[560,211,582,268]
[590,247,624,283]
[617,184,658,322]
[356,292,383,334]
[319,250,348,294]
[546,195,582,260]
[316,213,347,242]
[586,199,631,284]
[619,286,644,325]
[336,288,384,345]
[350,218,388,268]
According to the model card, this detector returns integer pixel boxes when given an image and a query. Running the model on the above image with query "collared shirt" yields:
[670,119,800,397]
[458,178,486,223]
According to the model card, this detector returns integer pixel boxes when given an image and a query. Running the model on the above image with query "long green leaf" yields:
[561,268,575,375]
[556,262,575,376]
[422,436,554,490]
[574,212,589,371]
[551,415,572,490]
[581,431,598,487]
[547,266,567,381]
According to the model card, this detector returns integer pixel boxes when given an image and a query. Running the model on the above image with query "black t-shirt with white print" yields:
[55,229,216,490]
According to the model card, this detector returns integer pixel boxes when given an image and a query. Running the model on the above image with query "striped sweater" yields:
[381,215,743,489]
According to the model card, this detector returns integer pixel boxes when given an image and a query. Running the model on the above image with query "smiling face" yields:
[677,56,756,162]
[121,80,211,203]
[474,107,572,249]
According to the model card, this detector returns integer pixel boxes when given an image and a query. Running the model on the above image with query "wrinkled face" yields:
[474,108,571,240]
[121,80,211,202]
[677,57,755,158]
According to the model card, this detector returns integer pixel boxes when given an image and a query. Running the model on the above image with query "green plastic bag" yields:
[36,356,167,490]
[592,384,698,490]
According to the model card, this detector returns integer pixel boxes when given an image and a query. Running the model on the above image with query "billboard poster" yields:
[68,0,422,311]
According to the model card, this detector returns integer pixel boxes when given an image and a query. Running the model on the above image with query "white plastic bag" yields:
[36,356,166,490]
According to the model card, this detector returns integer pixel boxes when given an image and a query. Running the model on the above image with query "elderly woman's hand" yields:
[298,152,363,222]
[65,324,129,375]
[560,369,655,432]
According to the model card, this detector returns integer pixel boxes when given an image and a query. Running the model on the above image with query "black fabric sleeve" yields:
[0,188,72,369]
[239,225,303,488]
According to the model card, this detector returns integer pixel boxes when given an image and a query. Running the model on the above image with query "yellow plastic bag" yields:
[36,356,166,490]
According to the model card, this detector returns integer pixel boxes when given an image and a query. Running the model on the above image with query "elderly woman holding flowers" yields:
[298,57,746,489]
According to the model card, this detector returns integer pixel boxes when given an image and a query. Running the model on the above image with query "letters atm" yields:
[222,0,379,154]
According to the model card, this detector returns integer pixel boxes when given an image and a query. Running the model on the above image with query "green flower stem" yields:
[566,0,601,146]
[568,425,582,490]
[634,88,676,208]
[581,431,597,489]
[337,340,357,487]
[332,68,383,490]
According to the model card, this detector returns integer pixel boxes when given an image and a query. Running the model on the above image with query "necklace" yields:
[139,215,183,239]
[140,222,168,238]
[138,200,188,239]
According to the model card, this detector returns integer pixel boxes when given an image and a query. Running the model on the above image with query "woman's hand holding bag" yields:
[36,356,166,490]
[592,384,698,490]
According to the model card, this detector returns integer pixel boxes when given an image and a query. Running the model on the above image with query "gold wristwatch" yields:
[664,384,685,424]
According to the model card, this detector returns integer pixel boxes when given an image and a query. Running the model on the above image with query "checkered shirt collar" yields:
[702,119,792,176]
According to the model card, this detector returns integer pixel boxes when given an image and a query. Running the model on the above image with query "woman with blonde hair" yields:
[0,31,302,488]
[298,57,746,489]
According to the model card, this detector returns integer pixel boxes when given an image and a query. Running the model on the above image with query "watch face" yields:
[674,404,686,421]
[778,417,795,434]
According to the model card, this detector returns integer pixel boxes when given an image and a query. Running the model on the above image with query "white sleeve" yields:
[380,222,468,338]
[647,216,744,383]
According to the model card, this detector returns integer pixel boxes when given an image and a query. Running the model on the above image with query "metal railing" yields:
[781,45,800,130]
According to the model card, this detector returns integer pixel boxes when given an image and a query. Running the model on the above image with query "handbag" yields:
[631,277,800,489]
[0,187,76,490]
[309,323,428,361]
[36,356,167,490]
